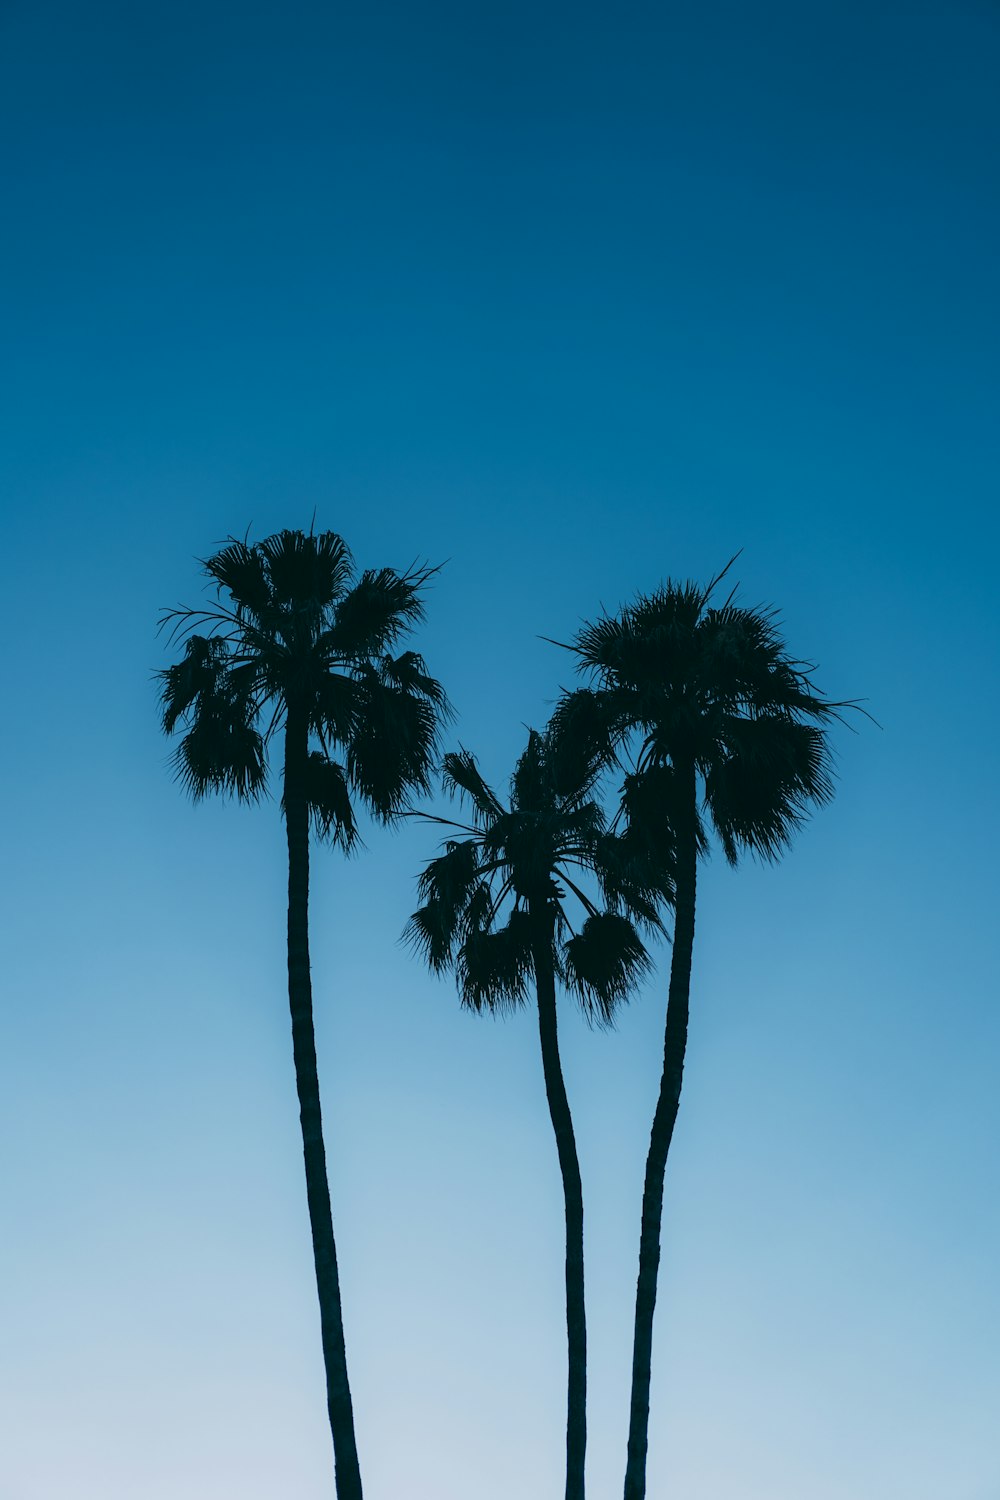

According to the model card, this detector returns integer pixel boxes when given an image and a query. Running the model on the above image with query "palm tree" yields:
[555,563,857,1500]
[406,726,668,1500]
[158,527,448,1500]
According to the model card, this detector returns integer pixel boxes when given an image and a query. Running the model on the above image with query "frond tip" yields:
[170,714,268,801]
[158,634,268,801]
[303,754,359,851]
[562,912,652,1025]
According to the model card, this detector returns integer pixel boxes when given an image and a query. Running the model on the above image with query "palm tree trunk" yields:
[623,762,698,1500]
[531,913,587,1500]
[284,710,364,1500]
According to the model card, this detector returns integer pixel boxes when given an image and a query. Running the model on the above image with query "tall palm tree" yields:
[406,726,668,1500]
[158,527,447,1500]
[555,564,856,1500]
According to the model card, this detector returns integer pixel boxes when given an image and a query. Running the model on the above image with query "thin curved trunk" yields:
[623,762,698,1500]
[531,910,587,1500]
[284,709,364,1500]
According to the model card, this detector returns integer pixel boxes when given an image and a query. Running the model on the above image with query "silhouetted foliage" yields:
[158,527,448,1500]
[408,725,669,1500]
[554,559,860,1500]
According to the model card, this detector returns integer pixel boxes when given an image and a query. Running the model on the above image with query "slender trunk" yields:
[284,710,364,1500]
[530,909,587,1500]
[623,762,698,1500]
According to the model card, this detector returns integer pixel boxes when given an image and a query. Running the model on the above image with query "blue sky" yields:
[1,1,998,1496]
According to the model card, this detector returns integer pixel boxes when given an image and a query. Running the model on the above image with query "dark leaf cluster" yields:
[158,529,450,843]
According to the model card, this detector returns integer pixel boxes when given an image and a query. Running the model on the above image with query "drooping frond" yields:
[589,831,671,931]
[302,753,359,851]
[404,901,458,974]
[158,634,268,800]
[619,764,706,863]
[406,836,500,976]
[347,657,442,818]
[704,715,835,864]
[171,707,267,800]
[562,912,652,1025]
[309,670,359,748]
[441,749,505,822]
[327,565,434,659]
[458,909,534,1013]
[413,838,482,925]
[158,634,233,734]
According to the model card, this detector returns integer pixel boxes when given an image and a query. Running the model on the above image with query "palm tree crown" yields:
[158,527,448,829]
[557,562,850,864]
[407,726,666,1022]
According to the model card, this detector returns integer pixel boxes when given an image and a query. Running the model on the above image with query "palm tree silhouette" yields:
[158,528,447,1500]
[555,563,856,1500]
[406,726,667,1500]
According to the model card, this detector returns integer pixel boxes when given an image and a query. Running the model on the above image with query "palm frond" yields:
[203,539,272,619]
[403,901,459,973]
[556,800,607,852]
[347,662,441,818]
[569,611,631,677]
[309,669,358,748]
[171,712,268,801]
[619,763,707,862]
[303,753,359,851]
[414,838,482,919]
[159,633,268,800]
[590,831,672,930]
[458,909,534,1013]
[547,688,625,797]
[158,634,231,733]
[379,650,450,710]
[704,716,835,864]
[327,564,434,658]
[258,529,354,609]
[510,729,548,814]
[441,748,505,822]
[562,912,652,1025]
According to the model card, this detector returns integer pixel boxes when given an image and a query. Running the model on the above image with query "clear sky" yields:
[2,1,998,1496]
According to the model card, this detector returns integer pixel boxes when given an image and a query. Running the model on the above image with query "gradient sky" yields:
[2,1,999,1496]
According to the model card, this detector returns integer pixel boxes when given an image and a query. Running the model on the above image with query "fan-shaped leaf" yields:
[203,540,272,619]
[705,716,834,864]
[563,912,652,1025]
[328,567,431,658]
[302,753,358,850]
[441,749,505,821]
[458,910,534,1013]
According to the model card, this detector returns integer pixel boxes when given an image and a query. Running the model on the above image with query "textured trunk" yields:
[531,909,587,1500]
[284,709,364,1500]
[623,762,698,1500]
